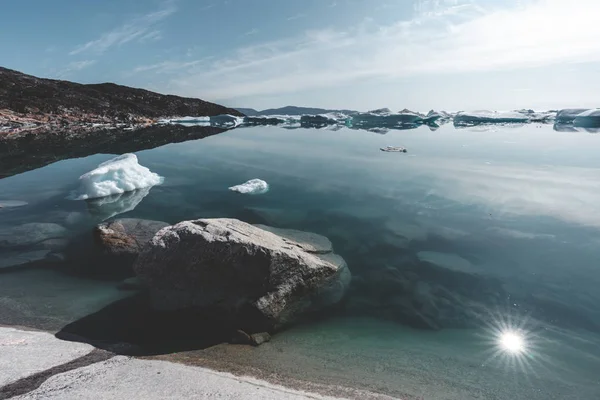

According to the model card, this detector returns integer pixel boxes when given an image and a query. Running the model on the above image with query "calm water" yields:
[1,123,600,399]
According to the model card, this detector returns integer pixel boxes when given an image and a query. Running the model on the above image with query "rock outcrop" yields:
[133,219,351,332]
[94,218,169,266]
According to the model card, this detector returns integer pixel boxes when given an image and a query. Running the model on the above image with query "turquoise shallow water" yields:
[1,123,600,398]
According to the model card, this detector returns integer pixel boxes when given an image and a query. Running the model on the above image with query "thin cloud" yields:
[137,0,600,102]
[286,13,306,21]
[139,30,163,43]
[69,3,176,55]
[243,28,259,36]
[56,60,97,78]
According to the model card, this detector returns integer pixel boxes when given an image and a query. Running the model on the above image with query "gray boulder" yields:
[133,218,350,331]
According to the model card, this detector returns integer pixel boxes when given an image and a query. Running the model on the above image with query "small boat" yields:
[380,146,407,153]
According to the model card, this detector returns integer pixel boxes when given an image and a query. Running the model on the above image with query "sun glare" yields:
[499,331,526,354]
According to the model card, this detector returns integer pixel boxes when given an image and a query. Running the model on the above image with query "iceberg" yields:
[555,109,590,124]
[209,114,244,128]
[243,116,286,126]
[300,115,338,128]
[380,146,407,153]
[349,111,423,129]
[573,109,600,128]
[74,154,163,200]
[159,114,243,128]
[0,200,28,209]
[453,110,530,126]
[229,179,269,195]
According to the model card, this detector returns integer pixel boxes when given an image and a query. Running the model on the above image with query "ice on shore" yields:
[74,154,163,200]
[229,179,269,195]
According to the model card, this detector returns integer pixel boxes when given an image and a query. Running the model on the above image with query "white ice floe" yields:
[159,116,210,124]
[0,200,28,208]
[73,154,163,200]
[229,179,269,195]
[380,146,407,153]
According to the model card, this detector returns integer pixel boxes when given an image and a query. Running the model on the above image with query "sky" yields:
[2,0,600,112]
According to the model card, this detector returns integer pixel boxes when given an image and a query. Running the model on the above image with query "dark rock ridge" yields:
[133,218,351,333]
[0,124,226,179]
[0,66,243,130]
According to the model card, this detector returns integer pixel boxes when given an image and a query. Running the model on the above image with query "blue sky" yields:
[2,0,600,111]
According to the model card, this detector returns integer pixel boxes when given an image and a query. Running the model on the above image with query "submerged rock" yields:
[133,218,350,332]
[0,222,68,248]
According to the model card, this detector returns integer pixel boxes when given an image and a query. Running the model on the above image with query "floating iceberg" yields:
[159,114,243,128]
[159,116,210,124]
[349,111,423,129]
[229,179,269,195]
[453,110,530,126]
[74,154,163,200]
[243,116,286,126]
[380,146,407,153]
[209,114,244,128]
[300,115,338,128]
[0,200,28,208]
[555,109,589,124]
[573,109,600,128]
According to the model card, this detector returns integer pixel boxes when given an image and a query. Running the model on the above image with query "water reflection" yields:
[85,187,152,221]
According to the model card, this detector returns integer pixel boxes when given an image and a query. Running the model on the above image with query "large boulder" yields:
[133,218,350,332]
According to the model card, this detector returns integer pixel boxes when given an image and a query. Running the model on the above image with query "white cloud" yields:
[69,4,175,55]
[68,60,97,70]
[243,28,259,36]
[55,60,97,78]
[136,0,600,103]
[286,13,306,21]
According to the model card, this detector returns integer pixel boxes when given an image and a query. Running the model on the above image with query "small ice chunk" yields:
[0,200,28,208]
[380,146,407,153]
[74,154,163,200]
[229,179,269,195]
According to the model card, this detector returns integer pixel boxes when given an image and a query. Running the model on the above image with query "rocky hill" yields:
[234,105,358,116]
[0,66,243,132]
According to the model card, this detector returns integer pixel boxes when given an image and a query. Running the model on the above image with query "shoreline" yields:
[0,325,396,400]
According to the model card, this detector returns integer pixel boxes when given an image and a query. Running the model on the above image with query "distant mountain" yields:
[234,107,260,116]
[0,66,243,130]
[234,105,358,116]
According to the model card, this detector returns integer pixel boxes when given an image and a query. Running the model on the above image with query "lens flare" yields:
[499,331,526,354]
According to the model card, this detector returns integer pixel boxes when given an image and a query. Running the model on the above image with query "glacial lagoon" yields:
[1,123,600,399]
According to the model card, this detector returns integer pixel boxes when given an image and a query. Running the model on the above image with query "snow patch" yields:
[229,179,269,195]
[73,154,163,200]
